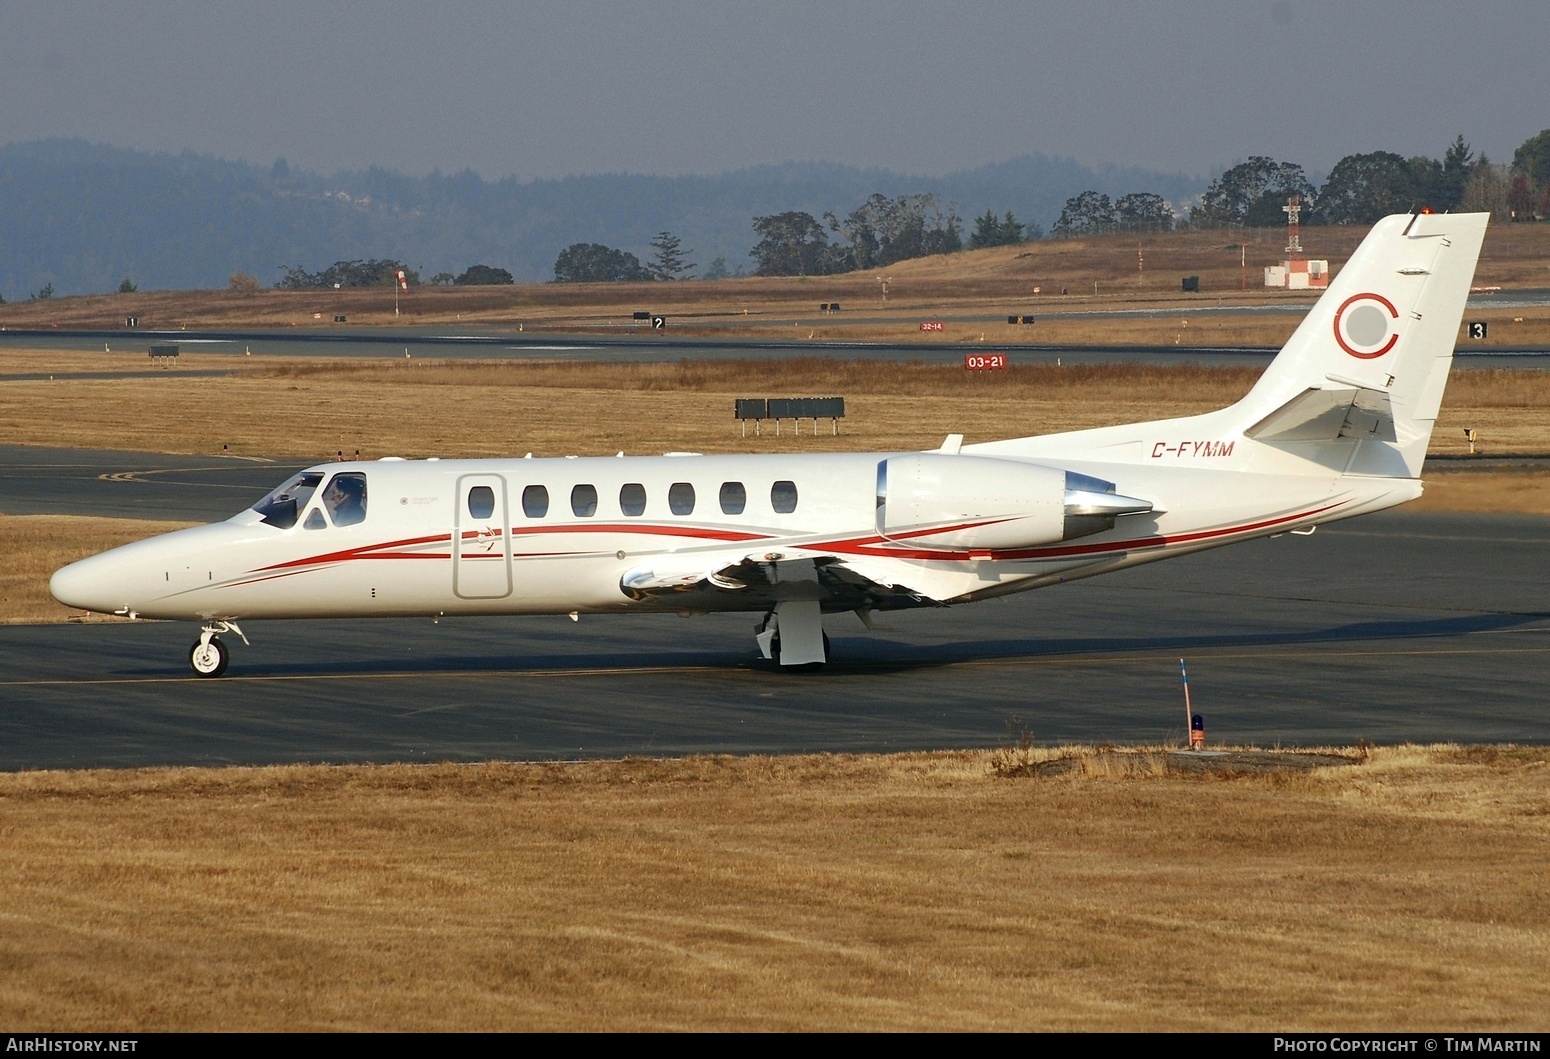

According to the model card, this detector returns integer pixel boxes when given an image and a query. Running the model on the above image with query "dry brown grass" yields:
[0,515,198,623]
[8,350,1550,460]
[0,352,1258,459]
[1412,470,1550,513]
[258,352,1264,403]
[0,745,1543,1031]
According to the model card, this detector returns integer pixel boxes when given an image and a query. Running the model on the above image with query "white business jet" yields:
[51,211,1488,676]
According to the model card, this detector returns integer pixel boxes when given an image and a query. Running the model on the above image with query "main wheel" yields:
[189,636,230,678]
[769,632,830,668]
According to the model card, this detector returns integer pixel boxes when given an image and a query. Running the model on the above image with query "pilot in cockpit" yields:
[324,473,367,527]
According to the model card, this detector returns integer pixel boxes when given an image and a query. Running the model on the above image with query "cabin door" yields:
[454,474,512,599]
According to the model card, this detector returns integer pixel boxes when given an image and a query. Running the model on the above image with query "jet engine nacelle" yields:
[876,453,1152,550]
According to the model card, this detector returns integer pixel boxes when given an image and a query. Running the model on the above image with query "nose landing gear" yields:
[189,620,248,678]
[189,636,228,677]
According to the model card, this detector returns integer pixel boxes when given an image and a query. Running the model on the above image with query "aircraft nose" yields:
[51,522,244,617]
[50,553,124,614]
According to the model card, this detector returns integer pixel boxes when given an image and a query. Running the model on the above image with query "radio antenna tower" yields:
[1283,194,1303,260]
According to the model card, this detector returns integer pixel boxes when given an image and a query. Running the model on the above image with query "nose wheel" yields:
[189,636,229,677]
[188,620,246,677]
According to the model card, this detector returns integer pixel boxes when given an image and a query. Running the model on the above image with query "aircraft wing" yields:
[619,549,949,610]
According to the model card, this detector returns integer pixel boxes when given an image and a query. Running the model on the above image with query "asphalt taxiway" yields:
[1,444,1546,767]
[0,326,1284,367]
[4,325,1547,368]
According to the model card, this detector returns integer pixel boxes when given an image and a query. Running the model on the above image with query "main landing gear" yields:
[189,620,247,678]
[756,601,830,668]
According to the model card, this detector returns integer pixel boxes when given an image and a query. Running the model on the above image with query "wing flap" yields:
[619,550,948,608]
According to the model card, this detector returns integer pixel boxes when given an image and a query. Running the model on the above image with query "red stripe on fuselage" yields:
[249,524,771,576]
[810,502,1349,561]
[241,504,1348,580]
[510,523,769,542]
[256,532,452,571]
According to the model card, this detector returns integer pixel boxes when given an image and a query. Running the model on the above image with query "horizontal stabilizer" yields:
[1245,385,1396,444]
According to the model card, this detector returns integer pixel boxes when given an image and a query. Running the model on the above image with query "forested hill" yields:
[0,139,1202,297]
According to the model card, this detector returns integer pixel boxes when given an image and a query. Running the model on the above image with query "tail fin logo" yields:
[1334,292,1400,359]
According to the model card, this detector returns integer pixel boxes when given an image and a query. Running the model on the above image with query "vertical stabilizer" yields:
[1235,211,1489,477]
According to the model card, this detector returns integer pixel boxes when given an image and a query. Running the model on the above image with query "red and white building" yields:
[1265,258,1329,289]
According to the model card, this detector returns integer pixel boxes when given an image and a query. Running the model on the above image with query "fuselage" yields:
[48,446,1416,624]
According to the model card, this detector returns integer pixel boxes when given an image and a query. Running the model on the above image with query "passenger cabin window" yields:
[668,482,695,516]
[253,472,325,529]
[771,480,798,514]
[467,485,496,519]
[571,484,598,518]
[323,473,368,527]
[522,484,549,518]
[620,483,646,517]
[719,481,746,515]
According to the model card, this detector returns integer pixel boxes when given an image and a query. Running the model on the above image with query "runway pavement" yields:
[0,326,1284,367]
[4,325,1547,367]
[1,441,1546,766]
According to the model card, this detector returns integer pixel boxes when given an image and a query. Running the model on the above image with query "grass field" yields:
[0,746,1545,1030]
[4,350,1550,460]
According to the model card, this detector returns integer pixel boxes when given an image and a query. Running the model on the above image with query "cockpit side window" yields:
[323,472,369,527]
[253,472,325,529]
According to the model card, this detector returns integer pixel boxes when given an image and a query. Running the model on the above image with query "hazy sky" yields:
[3,1,1543,182]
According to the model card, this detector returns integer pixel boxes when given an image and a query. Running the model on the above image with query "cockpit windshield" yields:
[252,472,325,529]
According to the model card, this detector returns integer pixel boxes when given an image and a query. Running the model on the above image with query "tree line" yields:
[552,194,993,282]
[1050,131,1550,237]
[540,130,1550,285]
[549,232,695,283]
[6,132,1543,299]
[158,132,1550,291]
[273,259,521,289]
[276,129,1550,289]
